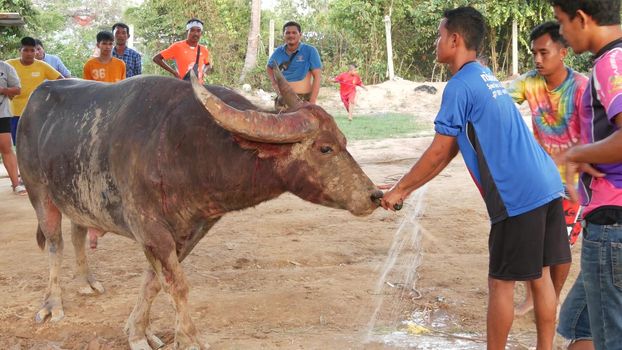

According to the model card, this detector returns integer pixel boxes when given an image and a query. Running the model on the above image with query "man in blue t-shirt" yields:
[381,7,570,349]
[266,21,322,109]
[34,39,71,78]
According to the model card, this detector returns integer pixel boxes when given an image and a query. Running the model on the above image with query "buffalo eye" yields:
[320,146,333,154]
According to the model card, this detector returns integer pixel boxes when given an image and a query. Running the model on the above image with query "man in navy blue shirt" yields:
[267,21,322,108]
[112,22,142,78]
[381,7,570,349]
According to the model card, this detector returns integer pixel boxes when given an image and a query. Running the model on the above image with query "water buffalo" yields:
[17,70,383,349]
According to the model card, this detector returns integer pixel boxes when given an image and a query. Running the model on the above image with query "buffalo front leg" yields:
[71,223,105,295]
[145,249,209,349]
[33,198,65,323]
[126,268,165,350]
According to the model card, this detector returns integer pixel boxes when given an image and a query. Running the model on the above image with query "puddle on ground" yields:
[367,311,534,350]
[366,187,535,350]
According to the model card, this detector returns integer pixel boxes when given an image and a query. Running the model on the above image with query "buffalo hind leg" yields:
[70,223,105,295]
[146,248,208,349]
[126,268,165,350]
[33,197,65,323]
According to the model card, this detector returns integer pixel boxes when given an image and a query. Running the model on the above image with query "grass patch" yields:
[332,113,433,140]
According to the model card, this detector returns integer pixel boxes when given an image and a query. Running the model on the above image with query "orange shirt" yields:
[159,41,210,80]
[83,57,126,82]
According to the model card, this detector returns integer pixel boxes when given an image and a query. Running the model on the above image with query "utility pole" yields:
[269,19,275,58]
[384,15,395,80]
[512,19,518,76]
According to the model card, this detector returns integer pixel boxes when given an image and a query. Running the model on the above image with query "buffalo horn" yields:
[190,71,318,143]
[273,62,304,111]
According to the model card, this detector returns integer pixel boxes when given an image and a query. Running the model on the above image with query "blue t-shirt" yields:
[267,43,322,82]
[435,61,563,223]
[43,54,71,78]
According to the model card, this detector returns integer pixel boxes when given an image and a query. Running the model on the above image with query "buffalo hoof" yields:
[174,337,210,350]
[34,302,64,323]
[147,332,165,349]
[176,345,209,350]
[77,279,105,295]
[129,339,152,350]
[126,327,164,350]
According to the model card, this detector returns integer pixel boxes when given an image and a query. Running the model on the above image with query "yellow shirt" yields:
[83,57,126,83]
[6,59,61,116]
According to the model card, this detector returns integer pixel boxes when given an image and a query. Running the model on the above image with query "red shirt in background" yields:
[334,71,363,96]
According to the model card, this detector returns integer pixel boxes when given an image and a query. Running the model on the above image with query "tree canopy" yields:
[2,0,593,87]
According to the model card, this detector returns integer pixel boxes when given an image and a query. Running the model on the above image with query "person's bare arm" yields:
[381,134,459,210]
[0,86,21,99]
[554,114,622,201]
[153,53,180,78]
[309,68,321,104]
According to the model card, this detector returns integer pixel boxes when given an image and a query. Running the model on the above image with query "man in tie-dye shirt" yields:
[508,21,588,321]
[509,21,588,166]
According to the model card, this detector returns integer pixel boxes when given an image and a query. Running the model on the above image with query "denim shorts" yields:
[557,271,591,341]
[10,116,19,145]
[581,221,622,349]
[559,221,622,348]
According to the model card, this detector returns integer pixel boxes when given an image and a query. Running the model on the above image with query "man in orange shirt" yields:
[153,18,212,81]
[83,31,126,83]
[83,30,125,249]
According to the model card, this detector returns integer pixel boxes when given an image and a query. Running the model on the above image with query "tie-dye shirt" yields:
[578,40,622,215]
[509,68,588,156]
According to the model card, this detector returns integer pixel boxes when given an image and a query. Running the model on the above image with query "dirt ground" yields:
[0,80,580,349]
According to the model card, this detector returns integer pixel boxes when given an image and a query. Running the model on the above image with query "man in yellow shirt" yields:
[83,31,126,83]
[7,37,62,145]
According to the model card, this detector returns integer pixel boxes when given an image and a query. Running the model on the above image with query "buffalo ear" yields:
[232,135,291,159]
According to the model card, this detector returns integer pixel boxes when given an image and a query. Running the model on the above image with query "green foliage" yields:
[0,0,40,58]
[565,50,592,74]
[334,113,431,140]
[2,0,600,89]
[128,0,252,85]
[326,0,417,83]
[2,0,127,77]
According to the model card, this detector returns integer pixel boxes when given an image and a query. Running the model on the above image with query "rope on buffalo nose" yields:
[375,174,406,210]
[376,173,404,190]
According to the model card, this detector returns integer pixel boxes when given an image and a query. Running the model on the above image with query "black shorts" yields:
[0,118,10,133]
[489,197,571,281]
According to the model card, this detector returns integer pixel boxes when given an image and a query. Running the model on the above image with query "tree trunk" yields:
[239,0,261,84]
[489,31,498,75]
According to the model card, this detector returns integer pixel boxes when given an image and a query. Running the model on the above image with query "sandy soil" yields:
[0,80,579,349]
